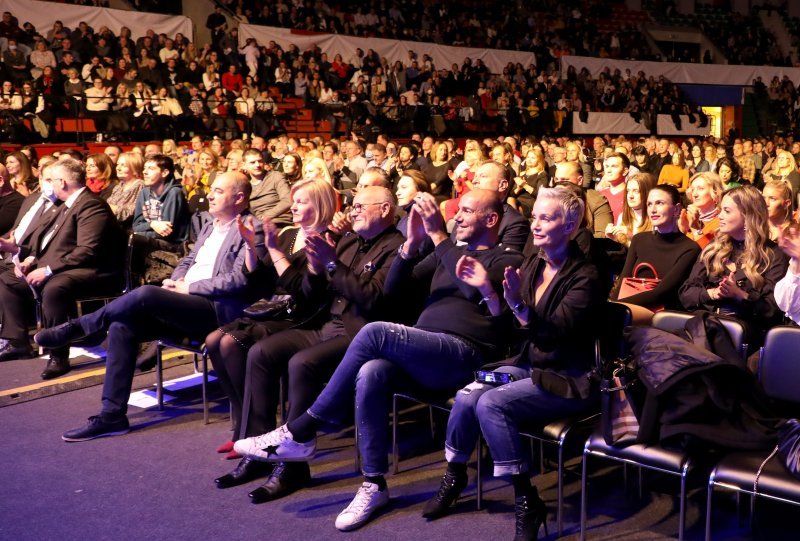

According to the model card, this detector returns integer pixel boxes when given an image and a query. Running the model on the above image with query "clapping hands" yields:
[305,233,337,274]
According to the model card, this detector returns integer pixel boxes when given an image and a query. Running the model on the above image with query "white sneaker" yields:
[334,482,390,531]
[233,425,316,461]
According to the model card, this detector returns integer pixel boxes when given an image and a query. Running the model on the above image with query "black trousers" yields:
[241,326,350,438]
[0,265,120,357]
[76,285,219,416]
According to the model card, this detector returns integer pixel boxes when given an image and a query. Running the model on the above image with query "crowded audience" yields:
[4,3,800,541]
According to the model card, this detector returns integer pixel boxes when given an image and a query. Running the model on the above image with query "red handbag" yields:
[617,262,663,311]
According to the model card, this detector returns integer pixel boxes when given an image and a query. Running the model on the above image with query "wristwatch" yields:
[325,260,338,275]
[511,301,526,314]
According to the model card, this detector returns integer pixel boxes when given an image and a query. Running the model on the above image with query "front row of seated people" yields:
[31,163,800,538]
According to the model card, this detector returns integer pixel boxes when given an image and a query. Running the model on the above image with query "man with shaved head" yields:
[467,161,530,251]
[36,171,265,442]
[234,188,523,531]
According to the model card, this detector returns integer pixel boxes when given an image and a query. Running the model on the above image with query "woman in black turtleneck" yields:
[612,184,701,324]
[680,185,788,348]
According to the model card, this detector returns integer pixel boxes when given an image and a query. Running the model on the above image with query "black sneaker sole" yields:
[62,428,130,442]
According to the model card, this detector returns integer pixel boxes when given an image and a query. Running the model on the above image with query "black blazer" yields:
[514,242,605,377]
[13,196,63,255]
[28,189,124,278]
[301,225,405,339]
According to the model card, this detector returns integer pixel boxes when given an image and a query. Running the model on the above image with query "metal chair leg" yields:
[678,465,688,541]
[476,436,483,510]
[202,349,209,425]
[538,439,544,474]
[278,374,287,423]
[354,401,361,473]
[156,341,164,410]
[557,441,564,537]
[638,466,643,499]
[622,462,628,489]
[580,450,589,541]
[736,492,742,525]
[704,479,714,541]
[392,394,399,474]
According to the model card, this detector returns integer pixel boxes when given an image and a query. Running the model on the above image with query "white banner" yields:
[0,0,193,41]
[239,24,536,75]
[572,112,649,135]
[571,112,711,136]
[657,114,711,136]
[561,55,800,86]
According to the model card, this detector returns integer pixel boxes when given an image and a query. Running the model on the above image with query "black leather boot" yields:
[421,469,468,519]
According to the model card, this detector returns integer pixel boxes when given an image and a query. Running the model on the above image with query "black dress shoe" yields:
[215,457,273,489]
[34,320,87,349]
[0,342,34,362]
[41,356,71,380]
[422,469,468,519]
[249,461,311,503]
[62,415,130,442]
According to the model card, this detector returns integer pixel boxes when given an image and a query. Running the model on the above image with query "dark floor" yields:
[0,352,794,541]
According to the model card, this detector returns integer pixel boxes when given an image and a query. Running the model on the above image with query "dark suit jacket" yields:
[586,189,614,238]
[9,194,61,252]
[27,189,124,278]
[448,202,530,253]
[301,225,406,339]
[514,242,604,377]
[0,190,23,236]
[498,202,531,252]
[172,211,266,325]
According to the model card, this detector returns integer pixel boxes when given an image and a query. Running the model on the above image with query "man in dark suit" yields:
[35,172,265,442]
[466,161,530,251]
[0,163,61,266]
[0,158,124,378]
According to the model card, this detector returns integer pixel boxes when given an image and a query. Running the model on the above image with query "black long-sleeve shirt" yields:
[385,238,523,360]
[612,230,701,310]
[679,240,788,338]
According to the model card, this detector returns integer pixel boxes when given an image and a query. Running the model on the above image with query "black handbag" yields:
[242,295,296,320]
[778,418,800,480]
[600,355,642,446]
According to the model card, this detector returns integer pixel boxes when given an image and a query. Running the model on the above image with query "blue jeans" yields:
[307,321,484,476]
[445,366,598,476]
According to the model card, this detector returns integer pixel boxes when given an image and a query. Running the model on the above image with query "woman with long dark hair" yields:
[611,184,701,324]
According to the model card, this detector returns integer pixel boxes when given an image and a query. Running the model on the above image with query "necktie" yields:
[29,198,52,224]
[40,205,69,250]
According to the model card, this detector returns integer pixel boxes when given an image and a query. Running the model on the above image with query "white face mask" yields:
[41,180,56,201]
[8,45,16,50]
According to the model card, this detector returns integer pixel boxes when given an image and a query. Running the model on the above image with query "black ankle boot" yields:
[513,487,548,541]
[422,469,468,519]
